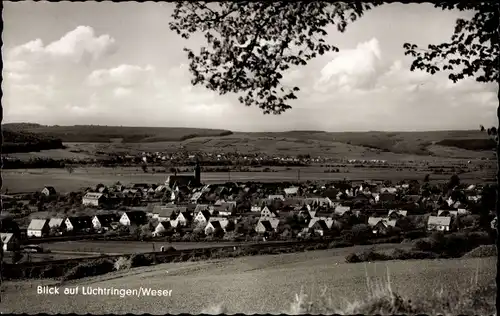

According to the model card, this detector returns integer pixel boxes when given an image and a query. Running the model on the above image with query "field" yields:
[3,124,496,160]
[2,245,495,314]
[2,164,495,193]
[39,240,266,255]
[3,251,99,262]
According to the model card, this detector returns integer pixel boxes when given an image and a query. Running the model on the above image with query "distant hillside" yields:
[3,123,493,159]
[246,130,492,156]
[3,123,234,143]
[435,138,496,151]
[2,128,64,154]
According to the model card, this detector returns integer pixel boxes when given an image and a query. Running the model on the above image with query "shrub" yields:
[63,258,115,281]
[329,240,354,249]
[130,253,155,267]
[357,250,391,262]
[345,253,362,263]
[462,245,497,258]
[114,256,132,271]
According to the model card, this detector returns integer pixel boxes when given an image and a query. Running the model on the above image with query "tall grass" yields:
[201,263,496,315]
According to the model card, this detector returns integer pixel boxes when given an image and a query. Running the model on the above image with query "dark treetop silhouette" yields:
[170,2,500,313]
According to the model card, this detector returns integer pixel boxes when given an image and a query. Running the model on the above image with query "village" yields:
[0,162,495,259]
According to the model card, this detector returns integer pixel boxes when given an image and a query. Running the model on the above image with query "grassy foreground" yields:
[202,265,496,315]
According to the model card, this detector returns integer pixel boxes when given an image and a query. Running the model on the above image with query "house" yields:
[41,186,57,197]
[65,216,93,232]
[175,211,193,227]
[380,187,397,194]
[467,195,481,202]
[151,205,181,221]
[388,210,408,220]
[119,211,148,226]
[427,216,451,231]
[195,204,210,213]
[1,233,20,252]
[212,206,232,217]
[255,218,280,234]
[166,164,201,188]
[153,221,173,237]
[205,220,229,235]
[368,217,387,227]
[194,210,212,224]
[372,220,396,235]
[310,220,330,236]
[334,205,351,216]
[308,217,334,229]
[92,214,120,230]
[284,187,299,196]
[260,206,278,219]
[208,216,230,224]
[27,219,50,237]
[190,191,204,203]
[155,185,168,193]
[437,210,458,217]
[268,194,285,201]
[0,217,21,238]
[48,218,66,233]
[82,192,106,206]
[352,193,371,204]
[251,205,261,213]
[97,186,109,194]
[379,192,396,202]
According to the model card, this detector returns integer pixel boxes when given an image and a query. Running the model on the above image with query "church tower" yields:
[194,160,201,186]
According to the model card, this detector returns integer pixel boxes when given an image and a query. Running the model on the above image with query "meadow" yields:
[2,246,495,314]
[40,240,260,255]
[2,165,495,193]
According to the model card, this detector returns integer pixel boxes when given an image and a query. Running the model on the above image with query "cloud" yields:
[87,64,155,87]
[8,26,117,65]
[315,38,384,93]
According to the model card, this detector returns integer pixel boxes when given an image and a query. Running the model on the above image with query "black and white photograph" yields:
[1,1,498,314]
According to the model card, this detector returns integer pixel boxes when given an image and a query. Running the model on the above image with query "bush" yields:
[345,253,362,263]
[388,248,438,260]
[63,258,115,281]
[329,240,354,249]
[357,250,391,262]
[130,253,155,267]
[114,256,132,271]
[462,245,497,258]
[412,231,493,258]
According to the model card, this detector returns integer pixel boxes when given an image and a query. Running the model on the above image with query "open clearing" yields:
[2,245,495,314]
[2,165,494,193]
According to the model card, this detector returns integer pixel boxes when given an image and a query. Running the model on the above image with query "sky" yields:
[2,2,497,132]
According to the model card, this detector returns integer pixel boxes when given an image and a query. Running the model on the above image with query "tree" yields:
[169,2,379,114]
[448,174,460,191]
[172,2,499,305]
[11,251,23,264]
[403,4,499,307]
[424,174,430,183]
[351,224,372,242]
[65,165,74,174]
[225,220,236,232]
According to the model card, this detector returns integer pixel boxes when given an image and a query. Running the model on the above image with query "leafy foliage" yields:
[403,3,499,84]
[170,1,379,114]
